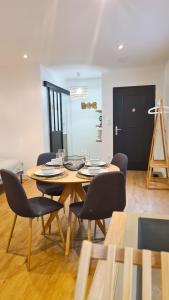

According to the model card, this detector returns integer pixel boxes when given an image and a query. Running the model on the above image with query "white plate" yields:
[45,161,61,166]
[34,169,64,177]
[85,160,107,167]
[78,168,106,177]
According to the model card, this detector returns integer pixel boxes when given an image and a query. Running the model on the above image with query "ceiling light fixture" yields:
[70,72,88,99]
[23,54,28,59]
[70,86,88,99]
[118,44,124,50]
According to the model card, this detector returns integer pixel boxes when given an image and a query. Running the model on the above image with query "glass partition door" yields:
[43,81,70,153]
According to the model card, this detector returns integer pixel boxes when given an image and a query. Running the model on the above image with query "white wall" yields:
[0,63,44,169]
[0,63,69,170]
[66,78,102,158]
[102,64,165,162]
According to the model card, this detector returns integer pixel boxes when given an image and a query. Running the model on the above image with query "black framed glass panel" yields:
[43,81,70,153]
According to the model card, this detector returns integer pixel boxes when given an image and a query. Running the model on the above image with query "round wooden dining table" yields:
[26,164,119,231]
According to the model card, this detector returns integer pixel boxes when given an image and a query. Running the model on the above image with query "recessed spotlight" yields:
[23,54,28,59]
[118,44,124,50]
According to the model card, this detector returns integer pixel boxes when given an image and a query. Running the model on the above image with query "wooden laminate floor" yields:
[0,171,169,299]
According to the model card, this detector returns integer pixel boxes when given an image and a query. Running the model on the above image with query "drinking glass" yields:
[80,149,90,164]
[58,149,65,158]
[56,149,65,166]
[54,152,62,166]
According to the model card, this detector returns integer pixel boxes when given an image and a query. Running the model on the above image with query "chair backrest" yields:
[74,240,167,300]
[36,152,57,190]
[37,152,56,166]
[79,171,126,220]
[111,153,128,178]
[1,169,33,217]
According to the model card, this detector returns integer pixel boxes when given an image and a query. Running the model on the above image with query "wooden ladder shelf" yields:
[147,99,169,189]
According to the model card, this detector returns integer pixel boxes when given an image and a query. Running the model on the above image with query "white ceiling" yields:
[49,65,103,80]
[1,0,169,69]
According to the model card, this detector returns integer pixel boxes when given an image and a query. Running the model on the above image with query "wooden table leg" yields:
[74,183,86,200]
[44,183,86,236]
[44,212,56,231]
[58,184,72,204]
[44,184,72,231]
[70,185,76,203]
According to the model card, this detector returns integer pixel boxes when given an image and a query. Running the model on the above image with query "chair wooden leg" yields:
[103,219,106,237]
[27,218,33,272]
[94,221,97,239]
[65,211,72,255]
[48,200,53,234]
[47,202,53,234]
[41,216,45,236]
[20,174,23,184]
[88,221,91,241]
[55,213,65,248]
[96,220,106,237]
[6,214,17,252]
[94,220,105,239]
[71,216,77,246]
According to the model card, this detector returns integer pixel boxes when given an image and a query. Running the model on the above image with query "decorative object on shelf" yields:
[96,109,102,142]
[147,99,169,189]
[81,102,97,109]
[96,128,102,142]
[63,156,85,171]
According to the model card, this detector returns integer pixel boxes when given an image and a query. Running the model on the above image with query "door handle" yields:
[115,125,122,136]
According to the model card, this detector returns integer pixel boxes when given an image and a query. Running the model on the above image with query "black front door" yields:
[113,85,155,170]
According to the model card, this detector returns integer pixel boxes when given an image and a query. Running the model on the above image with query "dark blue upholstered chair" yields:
[1,169,65,271]
[65,171,126,255]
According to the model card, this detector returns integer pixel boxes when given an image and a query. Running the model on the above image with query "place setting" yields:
[85,158,108,167]
[53,154,108,178]
[78,166,107,178]
[76,156,108,179]
[32,166,66,180]
[31,149,66,179]
[34,167,65,177]
[31,152,109,180]
[45,149,65,167]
